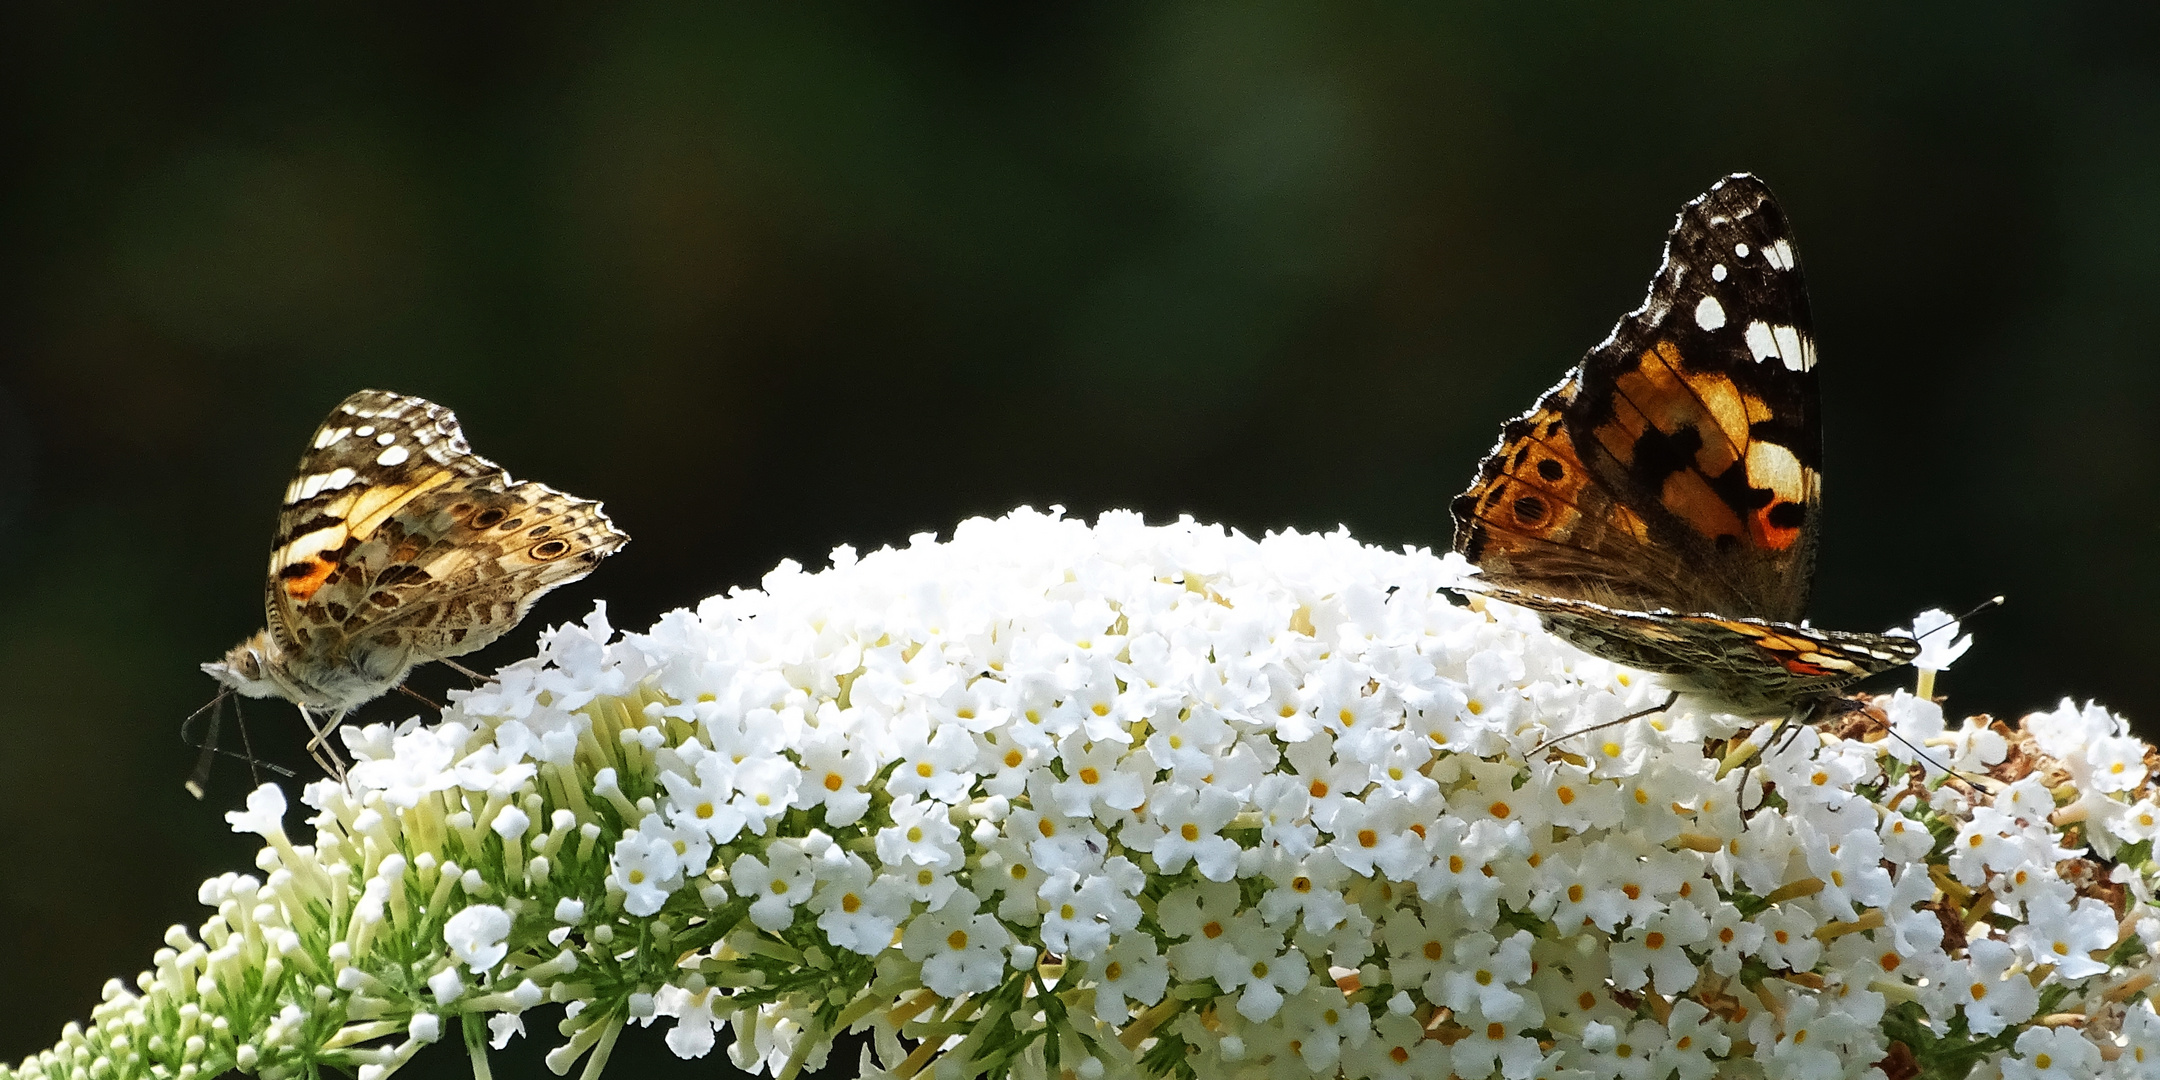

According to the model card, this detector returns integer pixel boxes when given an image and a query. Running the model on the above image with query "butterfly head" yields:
[202,630,294,702]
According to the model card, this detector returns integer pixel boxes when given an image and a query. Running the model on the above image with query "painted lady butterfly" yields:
[1450,174,1919,721]
[201,390,628,781]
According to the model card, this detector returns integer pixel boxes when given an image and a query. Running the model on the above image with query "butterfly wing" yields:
[263,390,627,667]
[1453,174,1820,622]
[346,477,626,661]
[1475,586,1918,716]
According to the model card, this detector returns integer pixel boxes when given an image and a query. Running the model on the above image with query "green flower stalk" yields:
[8,508,2160,1080]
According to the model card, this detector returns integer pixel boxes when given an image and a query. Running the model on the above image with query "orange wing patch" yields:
[278,556,339,603]
[1705,619,1868,678]
[1588,341,1810,553]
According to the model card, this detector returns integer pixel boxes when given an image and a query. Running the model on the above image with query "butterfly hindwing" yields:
[353,478,625,660]
[1475,585,1918,715]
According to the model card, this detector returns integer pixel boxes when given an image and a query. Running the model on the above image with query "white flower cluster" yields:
[9,507,2160,1080]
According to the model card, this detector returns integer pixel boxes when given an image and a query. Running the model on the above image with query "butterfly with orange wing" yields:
[1450,174,1918,723]
[199,390,628,788]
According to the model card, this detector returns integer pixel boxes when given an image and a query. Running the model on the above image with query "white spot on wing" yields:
[1734,242,1751,258]
[1774,325,1813,370]
[1765,239,1794,270]
[324,466,358,491]
[376,432,396,446]
[354,425,375,438]
[376,445,411,467]
[1712,264,1727,281]
[1694,295,1727,331]
[1744,321,1816,371]
[313,426,351,450]
[278,524,348,565]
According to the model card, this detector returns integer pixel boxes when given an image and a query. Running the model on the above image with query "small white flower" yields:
[651,984,720,1059]
[2008,894,2117,980]
[2082,735,2150,793]
[2120,799,2160,843]
[2026,698,2123,760]
[1752,906,1822,972]
[1090,934,1168,1025]
[810,855,908,956]
[1434,929,1535,1021]
[443,905,512,974]
[2001,1023,2104,1080]
[661,754,748,845]
[1255,849,1351,934]
[1899,607,1973,671]
[1653,999,1730,1080]
[875,795,963,870]
[1209,919,1308,1022]
[731,846,818,933]
[2119,1000,2160,1080]
[796,729,875,826]
[610,826,682,917]
[1281,984,1370,1072]
[886,721,979,804]
[901,897,1011,997]
[1048,735,1148,820]
[1952,937,2040,1036]
[1328,789,1434,882]
[1127,782,1242,881]
[729,754,802,834]
[224,783,288,838]
[1609,900,1707,997]
[1036,867,1140,962]
[487,1012,525,1050]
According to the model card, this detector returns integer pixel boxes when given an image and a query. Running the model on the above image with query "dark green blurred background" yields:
[4,4,2157,1076]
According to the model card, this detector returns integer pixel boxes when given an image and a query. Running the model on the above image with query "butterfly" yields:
[1449,174,1918,725]
[199,390,628,787]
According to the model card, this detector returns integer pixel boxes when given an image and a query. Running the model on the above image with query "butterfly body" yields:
[203,390,628,760]
[1450,175,1917,718]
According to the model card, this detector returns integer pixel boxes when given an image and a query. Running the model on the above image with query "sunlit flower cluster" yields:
[8,507,2160,1080]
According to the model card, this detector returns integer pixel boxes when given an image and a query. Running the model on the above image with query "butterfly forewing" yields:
[1450,175,1918,719]
[1455,174,1822,623]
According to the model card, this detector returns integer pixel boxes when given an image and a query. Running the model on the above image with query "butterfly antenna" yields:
[1528,691,1681,757]
[183,691,296,799]
[1912,596,2006,643]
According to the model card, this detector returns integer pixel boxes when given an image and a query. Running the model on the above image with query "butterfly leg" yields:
[440,658,488,686]
[1725,712,1821,812]
[1528,690,1681,756]
[297,706,350,782]
[395,683,445,711]
[233,698,268,788]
